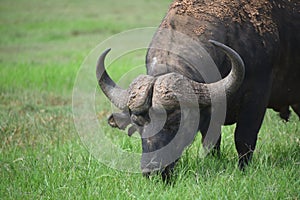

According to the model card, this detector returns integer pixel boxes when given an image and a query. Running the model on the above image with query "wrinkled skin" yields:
[98,0,300,181]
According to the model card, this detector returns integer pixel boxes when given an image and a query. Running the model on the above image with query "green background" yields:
[0,0,299,199]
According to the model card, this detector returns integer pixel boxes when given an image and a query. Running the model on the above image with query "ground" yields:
[0,0,299,199]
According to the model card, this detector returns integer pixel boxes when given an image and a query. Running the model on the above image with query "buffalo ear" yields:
[108,111,142,137]
[108,111,131,130]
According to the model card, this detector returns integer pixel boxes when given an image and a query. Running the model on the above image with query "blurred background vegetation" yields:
[0,0,299,199]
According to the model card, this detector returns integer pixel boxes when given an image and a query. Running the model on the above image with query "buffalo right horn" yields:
[152,40,245,108]
[96,49,129,110]
[206,40,245,99]
[189,40,245,106]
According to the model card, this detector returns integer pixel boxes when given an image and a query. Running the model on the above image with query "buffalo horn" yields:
[206,40,245,99]
[96,49,129,110]
[191,40,245,106]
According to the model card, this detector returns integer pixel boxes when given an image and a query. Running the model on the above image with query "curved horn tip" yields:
[97,48,112,63]
[206,39,245,98]
[208,39,244,66]
[103,48,112,54]
[96,48,112,80]
[209,40,226,48]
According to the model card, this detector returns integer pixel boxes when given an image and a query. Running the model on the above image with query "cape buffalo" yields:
[96,0,300,180]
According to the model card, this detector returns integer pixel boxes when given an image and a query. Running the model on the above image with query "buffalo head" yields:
[96,40,245,180]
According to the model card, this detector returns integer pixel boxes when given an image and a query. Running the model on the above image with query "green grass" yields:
[0,0,299,199]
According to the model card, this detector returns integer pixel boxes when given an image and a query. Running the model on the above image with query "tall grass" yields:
[0,0,299,199]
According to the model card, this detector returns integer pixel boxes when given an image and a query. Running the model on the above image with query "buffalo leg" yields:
[279,106,291,122]
[234,87,270,169]
[234,109,266,169]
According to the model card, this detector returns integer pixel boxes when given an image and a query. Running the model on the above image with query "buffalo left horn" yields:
[96,49,129,110]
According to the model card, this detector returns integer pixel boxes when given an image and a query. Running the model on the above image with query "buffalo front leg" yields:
[234,90,270,170]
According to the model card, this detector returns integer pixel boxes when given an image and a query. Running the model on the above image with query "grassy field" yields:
[0,0,299,199]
